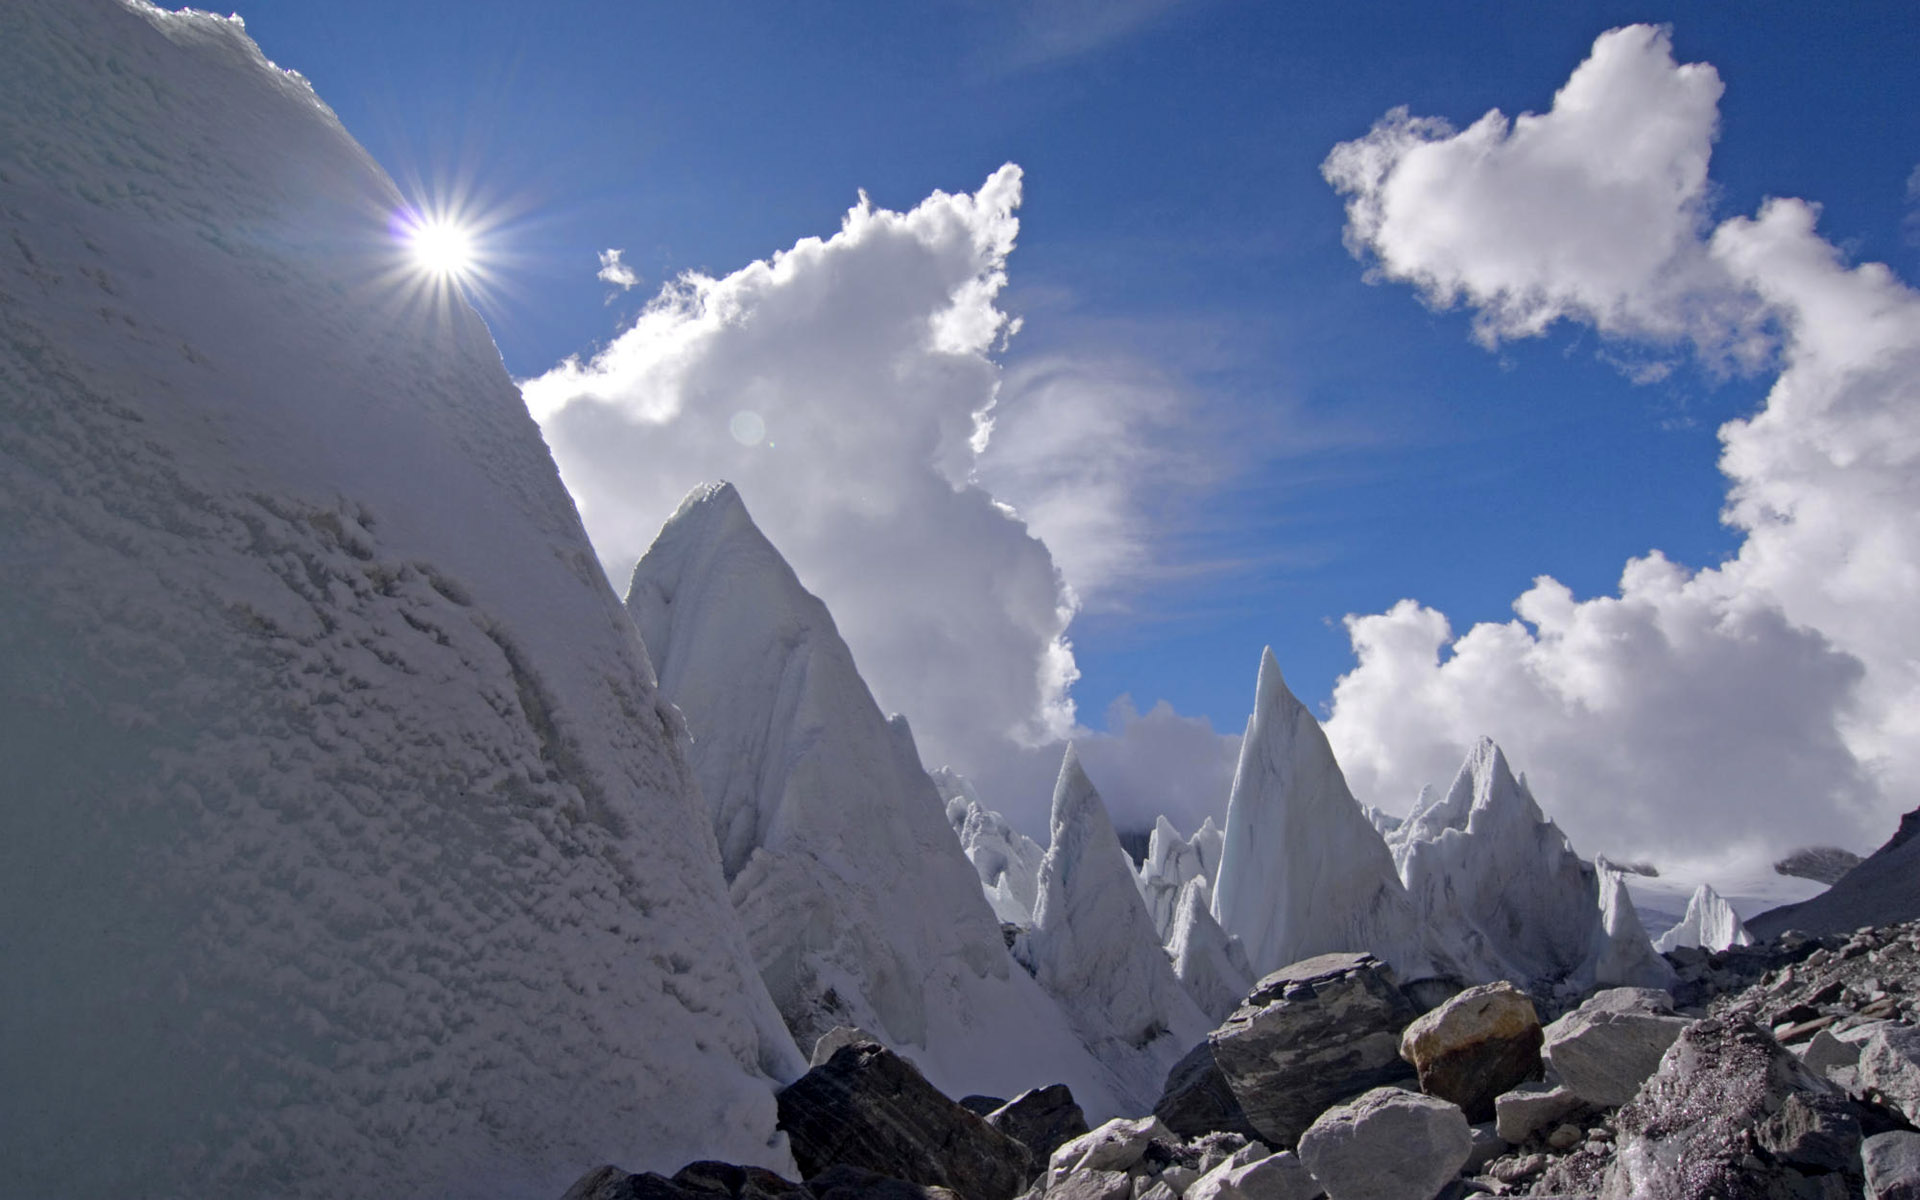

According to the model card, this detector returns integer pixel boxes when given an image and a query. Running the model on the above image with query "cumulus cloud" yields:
[527,167,1212,823]
[596,248,639,292]
[1321,25,1920,878]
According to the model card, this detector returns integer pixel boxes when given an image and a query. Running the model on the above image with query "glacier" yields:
[1021,747,1216,1107]
[0,2,804,1197]
[1653,883,1756,953]
[942,767,1047,926]
[627,482,1130,1115]
[1137,813,1225,942]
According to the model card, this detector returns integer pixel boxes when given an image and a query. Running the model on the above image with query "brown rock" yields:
[1397,980,1544,1122]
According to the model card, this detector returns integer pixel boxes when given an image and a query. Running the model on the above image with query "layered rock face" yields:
[0,3,801,1195]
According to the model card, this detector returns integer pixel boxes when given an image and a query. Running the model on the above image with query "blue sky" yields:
[228,1,1920,866]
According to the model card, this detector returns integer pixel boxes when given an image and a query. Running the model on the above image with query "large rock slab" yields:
[987,1085,1089,1161]
[1865,1131,1920,1200]
[1861,1024,1920,1125]
[1210,953,1418,1146]
[1041,1169,1131,1200]
[776,1044,1035,1200]
[1295,1087,1470,1200]
[1598,1018,1862,1200]
[1181,1150,1318,1200]
[1540,987,1689,1108]
[1154,1041,1262,1140]
[1397,981,1543,1122]
[1492,1081,1587,1145]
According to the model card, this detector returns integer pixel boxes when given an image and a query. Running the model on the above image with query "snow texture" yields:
[1652,884,1756,953]
[627,483,1128,1116]
[1210,649,1457,981]
[0,3,805,1197]
[1023,747,1215,1108]
[941,768,1047,926]
[1138,814,1224,942]
[1166,877,1257,1022]
[1394,738,1629,994]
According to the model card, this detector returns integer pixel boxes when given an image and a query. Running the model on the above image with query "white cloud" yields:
[1321,25,1920,878]
[596,247,639,292]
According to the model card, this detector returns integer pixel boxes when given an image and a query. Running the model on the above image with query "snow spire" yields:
[1653,883,1755,953]
[1210,648,1455,981]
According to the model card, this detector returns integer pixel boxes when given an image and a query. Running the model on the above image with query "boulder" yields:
[1047,1117,1177,1188]
[675,1162,816,1200]
[1181,1150,1318,1200]
[812,1027,885,1067]
[1865,1131,1920,1200]
[1397,981,1543,1122]
[1492,1081,1586,1145]
[1295,1087,1471,1200]
[776,1044,1036,1200]
[807,1166,963,1200]
[1861,1024,1920,1125]
[988,1085,1090,1161]
[562,1168,703,1200]
[1154,1041,1262,1140]
[1540,988,1689,1108]
[1209,953,1418,1146]
[1598,1018,1862,1200]
[1042,1170,1131,1200]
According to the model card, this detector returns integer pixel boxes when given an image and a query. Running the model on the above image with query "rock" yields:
[1463,1124,1504,1174]
[1048,1117,1177,1187]
[1135,1181,1178,1200]
[960,1096,1009,1117]
[674,1161,815,1200]
[1181,1150,1319,1200]
[1540,988,1690,1108]
[812,1027,885,1067]
[1210,953,1418,1146]
[1154,1041,1262,1140]
[1861,1024,1920,1125]
[562,1168,702,1200]
[1598,1018,1861,1200]
[1296,1087,1472,1200]
[1189,1137,1267,1179]
[1544,1124,1582,1152]
[807,1166,963,1200]
[1156,1166,1202,1196]
[1492,1081,1586,1145]
[1397,981,1544,1122]
[1864,1131,1920,1200]
[988,1085,1091,1161]
[1043,1170,1131,1200]
[777,1043,1036,1200]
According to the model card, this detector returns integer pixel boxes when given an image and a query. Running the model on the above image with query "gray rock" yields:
[812,1026,886,1067]
[776,1043,1036,1200]
[1210,953,1418,1147]
[1397,981,1544,1122]
[562,1168,703,1200]
[1181,1150,1318,1200]
[1861,1023,1920,1125]
[1492,1081,1586,1144]
[989,1085,1091,1161]
[1047,1117,1177,1188]
[1541,988,1690,1108]
[1136,1182,1178,1200]
[806,1166,963,1200]
[1044,1170,1132,1200]
[1598,1018,1861,1200]
[1463,1123,1504,1174]
[1155,1040,1263,1140]
[1296,1087,1471,1200]
[1865,1131,1920,1200]
[673,1161,815,1200]
[961,1096,1009,1117]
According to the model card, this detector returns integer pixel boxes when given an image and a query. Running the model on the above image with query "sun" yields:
[404,213,477,281]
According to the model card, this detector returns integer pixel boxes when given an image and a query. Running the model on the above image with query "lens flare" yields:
[403,213,477,281]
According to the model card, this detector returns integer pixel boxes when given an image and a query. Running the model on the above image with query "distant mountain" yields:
[1773,845,1864,886]
[1749,809,1920,938]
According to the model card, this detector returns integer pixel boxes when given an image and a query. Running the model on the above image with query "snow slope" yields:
[627,483,1128,1115]
[1653,884,1755,953]
[1022,747,1215,1107]
[1394,739,1619,993]
[1210,649,1457,982]
[0,3,803,1197]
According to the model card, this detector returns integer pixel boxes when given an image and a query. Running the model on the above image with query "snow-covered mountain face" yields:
[0,4,803,1197]
[1393,739,1614,993]
[1022,748,1215,1106]
[1210,649,1458,983]
[628,484,1129,1117]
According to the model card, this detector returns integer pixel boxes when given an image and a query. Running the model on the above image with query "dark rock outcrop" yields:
[1206,952,1418,1147]
[1774,846,1865,886]
[1750,808,1920,939]
[1397,981,1543,1122]
[1596,1018,1863,1199]
[1153,1040,1262,1140]
[776,1044,1036,1200]
[984,1085,1088,1160]
[562,1164,815,1200]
